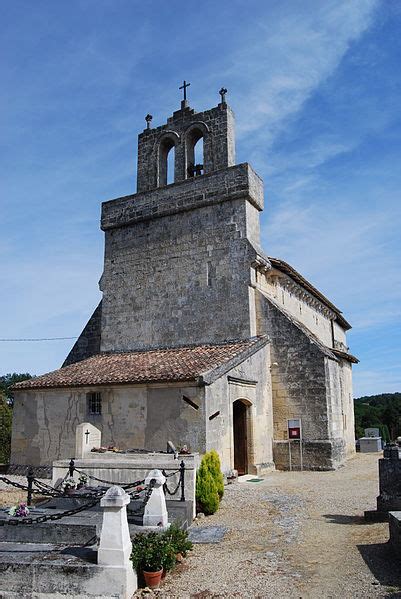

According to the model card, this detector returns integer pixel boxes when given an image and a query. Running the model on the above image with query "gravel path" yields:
[147,453,401,599]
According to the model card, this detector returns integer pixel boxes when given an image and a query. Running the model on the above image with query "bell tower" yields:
[136,82,236,192]
[99,86,265,352]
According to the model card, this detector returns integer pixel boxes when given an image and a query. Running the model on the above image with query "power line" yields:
[0,337,78,342]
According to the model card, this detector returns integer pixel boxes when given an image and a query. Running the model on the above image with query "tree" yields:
[195,458,219,515]
[204,449,224,499]
[0,373,32,405]
[0,372,33,463]
[354,392,401,441]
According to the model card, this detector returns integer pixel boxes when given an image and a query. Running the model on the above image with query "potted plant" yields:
[61,476,77,495]
[163,523,193,562]
[131,532,175,589]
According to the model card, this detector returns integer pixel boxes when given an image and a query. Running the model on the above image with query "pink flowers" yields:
[9,502,30,517]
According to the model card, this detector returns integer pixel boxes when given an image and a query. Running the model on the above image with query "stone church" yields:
[11,89,358,473]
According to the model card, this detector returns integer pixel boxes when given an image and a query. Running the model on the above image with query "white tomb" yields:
[359,437,382,452]
[75,422,102,459]
[143,469,169,529]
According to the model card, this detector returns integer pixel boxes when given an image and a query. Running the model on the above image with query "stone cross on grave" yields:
[75,422,102,459]
[179,80,190,108]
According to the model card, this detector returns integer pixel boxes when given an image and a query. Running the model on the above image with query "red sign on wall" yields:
[288,419,302,440]
[289,427,301,439]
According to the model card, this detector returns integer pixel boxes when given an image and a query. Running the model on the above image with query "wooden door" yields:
[233,400,248,475]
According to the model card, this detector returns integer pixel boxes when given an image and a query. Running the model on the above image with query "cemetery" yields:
[0,423,199,597]
[0,420,401,597]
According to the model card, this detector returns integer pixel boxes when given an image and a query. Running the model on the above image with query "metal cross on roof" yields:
[179,80,190,101]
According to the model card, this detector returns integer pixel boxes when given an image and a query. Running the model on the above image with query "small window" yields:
[87,392,102,415]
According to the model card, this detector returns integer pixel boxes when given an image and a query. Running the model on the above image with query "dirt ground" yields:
[0,488,46,508]
[157,452,401,599]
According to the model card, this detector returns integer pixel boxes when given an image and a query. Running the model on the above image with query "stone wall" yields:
[63,302,102,367]
[204,344,274,475]
[256,268,337,348]
[136,102,235,192]
[100,165,263,351]
[325,357,355,458]
[11,384,205,466]
[255,291,349,470]
[101,163,263,230]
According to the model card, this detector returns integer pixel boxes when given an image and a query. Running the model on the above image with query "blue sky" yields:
[0,0,400,397]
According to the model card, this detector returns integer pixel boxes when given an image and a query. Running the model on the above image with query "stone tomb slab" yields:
[0,499,192,544]
[0,542,128,598]
[188,525,228,544]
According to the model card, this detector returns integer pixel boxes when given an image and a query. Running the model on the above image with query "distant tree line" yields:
[354,392,401,441]
[0,373,32,463]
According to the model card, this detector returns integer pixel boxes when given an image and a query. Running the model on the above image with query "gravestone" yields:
[365,449,401,521]
[75,422,102,459]
[365,428,380,438]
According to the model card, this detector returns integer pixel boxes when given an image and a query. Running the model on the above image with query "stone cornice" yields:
[101,163,263,231]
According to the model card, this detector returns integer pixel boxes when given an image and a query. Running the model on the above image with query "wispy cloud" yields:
[229,0,379,142]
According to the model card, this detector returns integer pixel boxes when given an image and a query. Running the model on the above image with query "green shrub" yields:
[130,531,176,573]
[195,458,219,515]
[163,523,193,557]
[204,449,224,499]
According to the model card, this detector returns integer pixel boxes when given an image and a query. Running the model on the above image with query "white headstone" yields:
[365,428,380,438]
[143,468,169,529]
[75,422,102,459]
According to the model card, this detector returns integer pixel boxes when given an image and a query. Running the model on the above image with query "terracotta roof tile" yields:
[14,338,265,390]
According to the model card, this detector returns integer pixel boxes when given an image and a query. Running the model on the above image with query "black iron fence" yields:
[162,459,186,501]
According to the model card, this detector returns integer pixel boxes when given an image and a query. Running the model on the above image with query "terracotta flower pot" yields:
[143,568,163,589]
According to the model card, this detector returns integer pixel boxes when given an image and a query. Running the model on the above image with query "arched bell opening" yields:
[185,123,208,179]
[158,136,177,187]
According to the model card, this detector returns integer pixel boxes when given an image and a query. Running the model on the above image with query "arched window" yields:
[186,127,205,178]
[159,137,176,187]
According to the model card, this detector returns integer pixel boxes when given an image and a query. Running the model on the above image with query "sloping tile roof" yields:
[13,338,266,390]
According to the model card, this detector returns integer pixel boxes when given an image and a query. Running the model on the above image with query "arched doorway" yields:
[233,399,249,475]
